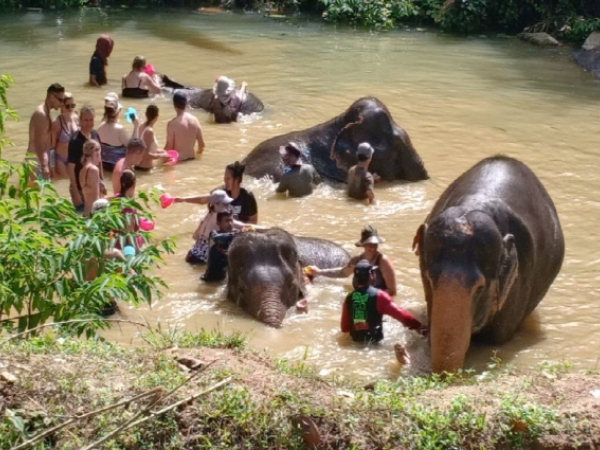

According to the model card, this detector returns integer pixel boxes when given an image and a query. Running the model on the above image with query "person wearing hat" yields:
[97,92,139,171]
[341,259,427,343]
[347,142,380,204]
[209,75,248,124]
[307,225,397,296]
[165,91,205,161]
[276,142,321,198]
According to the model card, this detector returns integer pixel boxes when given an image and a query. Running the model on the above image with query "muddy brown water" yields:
[2,8,599,380]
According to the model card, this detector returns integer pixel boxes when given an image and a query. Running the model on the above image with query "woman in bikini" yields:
[121,56,162,99]
[97,93,139,172]
[137,105,169,170]
[51,92,79,179]
[79,140,102,217]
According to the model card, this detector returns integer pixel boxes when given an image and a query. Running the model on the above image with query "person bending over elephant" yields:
[276,142,321,198]
[202,211,238,283]
[308,226,397,296]
[343,259,427,344]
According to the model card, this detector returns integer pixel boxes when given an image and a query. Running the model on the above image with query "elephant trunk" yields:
[429,275,477,374]
[248,284,288,328]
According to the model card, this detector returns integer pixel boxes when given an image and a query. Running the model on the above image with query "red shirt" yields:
[341,288,423,333]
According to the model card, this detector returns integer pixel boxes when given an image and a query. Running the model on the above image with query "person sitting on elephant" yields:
[276,142,321,198]
[201,211,239,283]
[342,259,427,344]
[347,142,381,205]
[122,56,162,98]
[307,226,397,296]
[209,75,247,123]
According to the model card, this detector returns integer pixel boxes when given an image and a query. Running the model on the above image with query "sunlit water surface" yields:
[2,8,600,380]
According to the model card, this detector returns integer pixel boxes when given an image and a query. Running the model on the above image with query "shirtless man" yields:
[27,83,65,179]
[164,92,205,161]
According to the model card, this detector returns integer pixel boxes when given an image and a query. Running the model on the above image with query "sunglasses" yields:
[53,94,65,103]
[64,103,76,110]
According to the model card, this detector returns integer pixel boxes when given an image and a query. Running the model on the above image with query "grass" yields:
[0,331,598,450]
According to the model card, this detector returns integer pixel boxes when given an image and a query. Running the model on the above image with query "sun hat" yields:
[279,141,302,158]
[209,189,234,205]
[357,142,374,158]
[355,225,386,247]
[354,259,378,276]
[91,198,110,215]
[213,75,235,103]
[104,92,122,111]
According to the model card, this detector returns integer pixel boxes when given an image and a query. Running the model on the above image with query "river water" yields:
[2,7,599,380]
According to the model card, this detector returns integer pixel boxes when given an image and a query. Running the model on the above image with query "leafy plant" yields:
[320,0,418,29]
[0,74,17,158]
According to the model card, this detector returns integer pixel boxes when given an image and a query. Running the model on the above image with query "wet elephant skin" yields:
[242,97,428,183]
[413,155,565,373]
[227,228,349,327]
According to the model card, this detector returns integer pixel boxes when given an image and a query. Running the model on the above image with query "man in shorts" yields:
[165,92,205,161]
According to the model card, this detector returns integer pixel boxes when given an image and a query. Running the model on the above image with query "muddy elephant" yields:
[227,228,350,327]
[160,74,264,122]
[242,97,428,183]
[412,156,564,373]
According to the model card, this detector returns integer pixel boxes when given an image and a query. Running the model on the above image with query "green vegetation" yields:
[0,332,598,450]
[0,76,175,337]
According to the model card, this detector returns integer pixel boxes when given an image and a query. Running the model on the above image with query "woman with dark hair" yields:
[137,104,169,170]
[89,34,114,87]
[122,55,162,98]
[174,161,258,224]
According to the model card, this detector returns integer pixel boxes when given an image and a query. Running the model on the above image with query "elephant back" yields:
[293,236,350,269]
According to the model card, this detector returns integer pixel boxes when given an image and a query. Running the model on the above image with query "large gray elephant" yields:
[412,156,564,373]
[160,74,264,123]
[227,228,350,327]
[242,97,428,183]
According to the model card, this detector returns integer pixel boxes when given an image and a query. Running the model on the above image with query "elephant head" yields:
[330,98,428,182]
[413,206,520,373]
[227,229,304,328]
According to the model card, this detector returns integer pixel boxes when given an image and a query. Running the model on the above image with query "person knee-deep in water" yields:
[341,259,428,344]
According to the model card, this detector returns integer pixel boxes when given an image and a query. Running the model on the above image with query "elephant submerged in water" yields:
[242,97,428,183]
[160,74,264,123]
[412,156,564,374]
[227,228,350,327]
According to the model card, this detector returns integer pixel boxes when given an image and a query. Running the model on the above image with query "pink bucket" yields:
[160,194,175,209]
[143,63,155,76]
[165,150,179,166]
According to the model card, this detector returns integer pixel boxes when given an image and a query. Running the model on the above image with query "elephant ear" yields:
[330,108,395,171]
[495,234,519,314]
[412,224,426,257]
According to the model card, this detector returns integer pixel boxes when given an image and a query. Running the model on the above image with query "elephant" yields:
[242,97,428,183]
[160,74,264,123]
[411,155,564,374]
[227,228,350,327]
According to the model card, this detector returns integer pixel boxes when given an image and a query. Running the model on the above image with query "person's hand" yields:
[41,164,50,179]
[132,114,139,125]
[373,173,381,183]
[241,225,255,232]
[305,265,321,277]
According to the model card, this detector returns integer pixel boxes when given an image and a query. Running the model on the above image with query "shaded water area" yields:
[2,7,600,380]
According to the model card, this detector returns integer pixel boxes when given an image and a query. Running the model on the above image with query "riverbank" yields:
[1,331,599,449]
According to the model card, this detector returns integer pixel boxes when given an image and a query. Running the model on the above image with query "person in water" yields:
[347,142,380,205]
[209,75,248,123]
[276,142,321,198]
[308,226,397,296]
[27,83,65,180]
[137,104,170,170]
[89,34,114,87]
[97,92,139,171]
[173,161,258,224]
[165,92,205,161]
[67,105,103,212]
[51,92,79,180]
[341,259,427,344]
[79,140,103,218]
[121,55,162,98]
[112,138,145,195]
[201,210,238,283]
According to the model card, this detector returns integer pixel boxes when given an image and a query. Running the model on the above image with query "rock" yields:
[176,357,205,370]
[1,372,18,384]
[573,48,600,79]
[290,414,321,447]
[518,32,560,47]
[582,31,600,51]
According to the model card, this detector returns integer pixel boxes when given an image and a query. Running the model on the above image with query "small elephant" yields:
[412,155,564,373]
[227,228,350,327]
[160,74,264,122]
[242,97,428,183]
